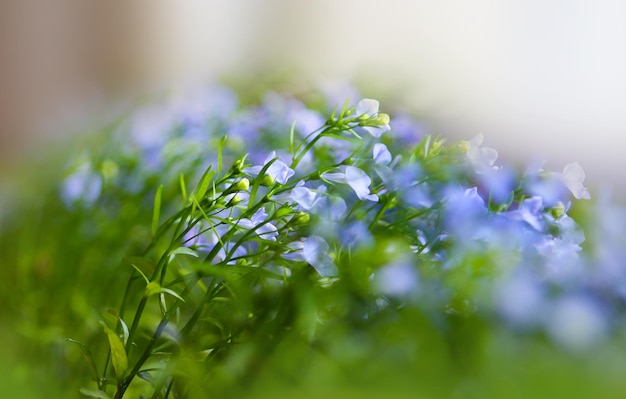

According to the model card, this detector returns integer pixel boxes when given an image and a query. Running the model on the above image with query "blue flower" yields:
[283,236,338,277]
[239,208,278,241]
[464,133,499,173]
[290,183,319,211]
[546,295,607,351]
[245,151,295,185]
[373,143,392,165]
[321,166,378,202]
[373,261,418,297]
[61,163,102,206]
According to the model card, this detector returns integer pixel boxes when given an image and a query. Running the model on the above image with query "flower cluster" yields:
[52,84,626,398]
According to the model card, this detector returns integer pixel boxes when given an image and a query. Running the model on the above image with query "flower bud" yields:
[261,174,275,186]
[295,211,310,224]
[374,113,390,126]
[234,178,250,191]
[226,195,243,207]
[232,158,245,174]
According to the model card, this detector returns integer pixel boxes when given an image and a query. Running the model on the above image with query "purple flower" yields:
[321,166,378,202]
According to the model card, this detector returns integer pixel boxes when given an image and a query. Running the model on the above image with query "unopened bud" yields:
[261,175,275,186]
[295,212,310,224]
[234,178,250,191]
[374,113,390,126]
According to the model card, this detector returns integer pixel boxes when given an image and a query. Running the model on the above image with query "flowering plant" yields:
[1,85,625,398]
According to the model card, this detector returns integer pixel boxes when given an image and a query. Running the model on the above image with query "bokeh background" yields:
[2,0,626,193]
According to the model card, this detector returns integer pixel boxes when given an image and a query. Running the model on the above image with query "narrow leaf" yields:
[66,339,99,384]
[168,247,199,263]
[217,135,226,176]
[79,388,111,399]
[179,173,188,203]
[151,185,163,237]
[100,322,128,380]
[194,168,215,200]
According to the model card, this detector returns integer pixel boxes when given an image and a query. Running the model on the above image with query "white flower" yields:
[466,133,499,172]
[355,99,390,137]
[559,162,591,200]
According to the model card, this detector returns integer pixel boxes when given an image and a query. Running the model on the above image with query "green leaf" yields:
[79,388,111,399]
[289,120,297,156]
[66,339,99,385]
[194,168,216,200]
[100,322,128,380]
[179,173,188,203]
[151,185,163,237]
[145,281,185,302]
[131,264,150,285]
[168,247,198,264]
[217,135,226,176]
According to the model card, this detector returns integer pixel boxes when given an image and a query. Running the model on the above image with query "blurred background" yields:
[2,0,626,193]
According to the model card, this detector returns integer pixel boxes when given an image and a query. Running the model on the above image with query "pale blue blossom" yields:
[465,133,499,172]
[245,151,295,185]
[321,166,378,202]
[239,208,278,241]
[478,166,515,204]
[373,143,392,165]
[373,262,418,297]
[283,236,338,277]
[547,296,607,351]
[510,196,545,231]
[290,184,319,211]
[496,272,546,329]
[61,163,102,206]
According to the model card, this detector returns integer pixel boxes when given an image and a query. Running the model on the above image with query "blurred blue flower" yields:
[61,163,102,206]
[373,261,418,297]
[547,295,607,352]
[283,236,338,277]
[465,133,499,173]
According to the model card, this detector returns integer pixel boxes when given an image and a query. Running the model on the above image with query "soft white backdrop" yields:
[142,0,626,192]
[3,0,626,193]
